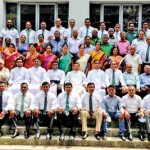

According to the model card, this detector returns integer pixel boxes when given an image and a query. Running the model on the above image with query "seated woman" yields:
[3,43,21,70]
[36,34,47,54]
[17,35,29,56]
[24,43,40,69]
[58,44,73,74]
[40,44,57,71]
[90,41,107,70]
[74,44,90,73]
[108,47,126,72]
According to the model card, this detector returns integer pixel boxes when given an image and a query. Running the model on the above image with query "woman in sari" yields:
[58,44,73,74]
[108,47,126,72]
[36,34,47,54]
[40,44,57,71]
[24,43,40,69]
[3,43,21,70]
[74,44,90,73]
[90,41,107,70]
[17,35,29,56]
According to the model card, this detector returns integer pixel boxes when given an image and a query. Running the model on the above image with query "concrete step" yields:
[1,126,141,137]
[0,135,149,148]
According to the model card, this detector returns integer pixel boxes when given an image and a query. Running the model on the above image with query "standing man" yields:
[0,19,19,46]
[33,82,57,139]
[35,21,50,43]
[98,22,108,39]
[79,18,94,39]
[102,85,126,141]
[108,28,116,46]
[142,22,150,37]
[84,36,95,54]
[9,83,35,138]
[90,28,101,46]
[56,82,81,140]
[113,23,121,41]
[20,21,36,44]
[81,82,103,140]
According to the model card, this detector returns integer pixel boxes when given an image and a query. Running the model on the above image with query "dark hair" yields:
[52,60,59,64]
[138,30,145,34]
[74,62,80,66]
[38,34,44,39]
[110,46,120,56]
[142,21,149,25]
[64,82,72,88]
[62,43,68,48]
[95,41,101,46]
[0,81,6,85]
[87,82,95,88]
[15,57,24,63]
[9,43,15,48]
[100,22,106,25]
[107,85,116,89]
[21,82,28,87]
[79,44,85,49]
[29,43,38,48]
[45,44,52,50]
[42,81,49,86]
[54,30,60,34]
[129,23,135,27]
[84,36,90,40]
[34,57,40,61]
[85,18,91,22]
[5,37,11,43]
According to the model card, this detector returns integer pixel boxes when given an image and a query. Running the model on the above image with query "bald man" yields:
[0,59,9,82]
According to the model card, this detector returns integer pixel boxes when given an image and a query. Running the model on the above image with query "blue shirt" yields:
[140,73,150,89]
[102,95,123,113]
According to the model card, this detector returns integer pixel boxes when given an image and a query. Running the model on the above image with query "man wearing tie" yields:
[81,82,103,140]
[0,81,13,137]
[33,81,57,139]
[9,83,35,138]
[56,82,81,140]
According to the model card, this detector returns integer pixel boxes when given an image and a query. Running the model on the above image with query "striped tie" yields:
[145,45,150,62]
[112,70,115,85]
[65,94,70,116]
[89,94,93,114]
[20,94,25,118]
[43,94,47,114]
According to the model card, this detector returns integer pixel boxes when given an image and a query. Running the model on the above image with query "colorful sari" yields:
[41,53,57,71]
[59,53,72,74]
[18,42,29,55]
[24,52,40,69]
[3,52,21,70]
[90,50,107,70]
[36,42,47,54]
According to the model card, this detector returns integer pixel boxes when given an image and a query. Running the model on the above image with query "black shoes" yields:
[128,133,133,141]
[24,130,30,138]
[102,134,107,140]
[34,130,40,139]
[59,132,65,141]
[11,131,19,138]
[46,133,52,139]
[82,132,88,140]
[95,132,101,140]
[119,135,126,141]
[0,131,3,137]
[148,133,150,141]
[138,132,145,141]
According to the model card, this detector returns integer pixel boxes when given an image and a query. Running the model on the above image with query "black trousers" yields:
[0,110,9,130]
[125,113,145,134]
[145,113,150,134]
[57,111,78,135]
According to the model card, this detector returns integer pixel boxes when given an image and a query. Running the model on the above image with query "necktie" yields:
[145,30,147,37]
[116,32,118,40]
[89,94,93,114]
[0,92,2,111]
[112,70,115,85]
[101,30,104,37]
[145,45,150,62]
[20,94,25,118]
[86,27,89,36]
[26,30,30,44]
[43,94,47,114]
[42,29,44,36]
[70,28,73,38]
[65,94,70,116]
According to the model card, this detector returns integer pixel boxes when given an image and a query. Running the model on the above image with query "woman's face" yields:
[113,48,118,55]
[79,45,84,54]
[95,42,100,50]
[9,45,15,53]
[29,45,35,52]
[38,35,44,42]
[62,45,68,54]
[20,36,26,43]
[46,46,52,53]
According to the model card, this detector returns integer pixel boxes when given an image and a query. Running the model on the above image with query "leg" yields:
[46,114,54,139]
[145,113,150,141]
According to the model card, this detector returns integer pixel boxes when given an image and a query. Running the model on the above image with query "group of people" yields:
[0,17,149,142]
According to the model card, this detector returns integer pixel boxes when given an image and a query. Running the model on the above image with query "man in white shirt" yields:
[87,59,106,97]
[79,18,94,39]
[65,62,87,96]
[50,18,66,40]
[25,58,48,96]
[113,24,121,41]
[142,22,150,37]
[47,61,65,96]
[81,82,103,140]
[124,45,142,74]
[0,19,19,46]
[105,60,127,97]
[0,81,13,137]
[56,82,81,140]
[9,57,27,94]
[65,19,75,40]
[0,59,9,82]
[35,21,50,43]
[20,21,36,44]
[98,22,108,38]
[122,86,145,141]
[143,94,150,141]
[9,83,35,138]
[33,82,57,139]
[84,36,95,54]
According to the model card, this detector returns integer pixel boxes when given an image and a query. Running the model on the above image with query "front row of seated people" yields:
[0,81,149,142]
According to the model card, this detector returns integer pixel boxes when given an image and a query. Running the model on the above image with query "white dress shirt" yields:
[124,53,142,74]
[81,92,102,112]
[35,29,50,43]
[122,94,142,113]
[20,29,36,43]
[98,30,108,38]
[143,29,150,37]
[84,44,95,54]
[143,94,150,111]
[12,92,35,111]
[57,91,81,110]
[79,26,94,38]
[65,27,75,39]
[67,37,83,54]
[35,91,56,111]
[105,68,126,87]
[113,31,121,41]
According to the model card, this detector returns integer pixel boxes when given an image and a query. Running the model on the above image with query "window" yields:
[142,4,150,23]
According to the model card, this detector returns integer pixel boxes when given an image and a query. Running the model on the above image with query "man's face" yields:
[100,23,106,30]
[16,60,23,67]
[42,84,50,94]
[21,84,28,94]
[130,46,136,55]
[146,37,150,45]
[85,37,90,45]
[26,22,32,30]
[128,86,135,97]
[144,66,150,74]
[85,20,91,28]
[34,59,40,68]
[114,25,120,32]
[143,23,149,30]
[6,20,13,28]
[54,32,60,38]
[41,22,46,29]
[108,87,116,96]
[56,19,61,26]
[120,32,126,39]
[65,85,72,94]
[87,84,95,94]
[94,61,100,69]
[92,30,98,36]
[126,66,132,73]
[102,35,109,43]
[111,62,117,70]
[73,64,79,71]
[0,83,5,92]
[52,63,58,70]
[108,30,114,36]
[129,24,134,31]
[69,20,75,28]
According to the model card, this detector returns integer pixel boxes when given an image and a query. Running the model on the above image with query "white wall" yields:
[0,0,5,31]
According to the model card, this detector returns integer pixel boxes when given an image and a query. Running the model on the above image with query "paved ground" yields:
[0,146,149,150]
